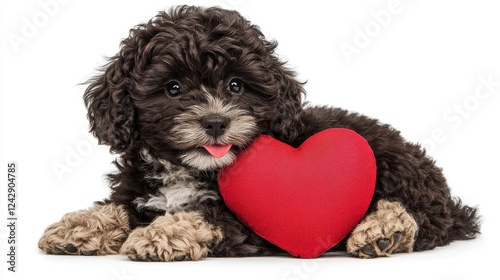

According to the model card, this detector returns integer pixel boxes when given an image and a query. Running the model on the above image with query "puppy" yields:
[39,5,480,260]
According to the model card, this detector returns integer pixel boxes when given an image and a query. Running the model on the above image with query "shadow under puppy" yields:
[39,5,480,260]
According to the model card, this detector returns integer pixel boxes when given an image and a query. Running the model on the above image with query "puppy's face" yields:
[136,77,262,171]
[84,6,304,171]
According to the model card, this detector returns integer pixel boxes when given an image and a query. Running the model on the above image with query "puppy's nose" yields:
[200,115,230,138]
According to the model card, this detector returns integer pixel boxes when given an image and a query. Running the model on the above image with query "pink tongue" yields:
[203,144,233,158]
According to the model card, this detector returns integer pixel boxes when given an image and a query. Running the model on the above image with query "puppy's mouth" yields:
[180,143,238,171]
[202,144,233,158]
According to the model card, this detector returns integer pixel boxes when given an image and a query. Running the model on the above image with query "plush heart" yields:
[218,128,377,258]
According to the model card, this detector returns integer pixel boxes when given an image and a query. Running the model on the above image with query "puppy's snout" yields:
[200,115,230,138]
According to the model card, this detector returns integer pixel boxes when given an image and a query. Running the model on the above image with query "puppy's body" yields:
[39,6,480,260]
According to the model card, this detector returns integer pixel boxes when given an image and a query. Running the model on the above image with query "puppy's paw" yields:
[120,211,223,262]
[347,200,418,258]
[38,204,130,256]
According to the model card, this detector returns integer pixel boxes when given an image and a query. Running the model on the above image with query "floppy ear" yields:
[267,54,305,143]
[83,41,137,154]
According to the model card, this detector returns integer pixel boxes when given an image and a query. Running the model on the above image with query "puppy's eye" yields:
[229,79,243,93]
[165,82,181,96]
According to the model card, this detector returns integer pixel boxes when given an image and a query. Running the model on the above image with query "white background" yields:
[1,0,499,279]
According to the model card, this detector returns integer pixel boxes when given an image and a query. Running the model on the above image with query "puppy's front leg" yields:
[38,203,130,255]
[346,199,418,258]
[120,211,222,261]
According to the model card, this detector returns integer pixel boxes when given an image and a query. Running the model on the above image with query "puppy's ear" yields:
[267,55,305,143]
[84,43,137,153]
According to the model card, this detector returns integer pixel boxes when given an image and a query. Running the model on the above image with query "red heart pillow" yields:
[218,128,376,258]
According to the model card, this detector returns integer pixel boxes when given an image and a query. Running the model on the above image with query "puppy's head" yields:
[84,6,304,171]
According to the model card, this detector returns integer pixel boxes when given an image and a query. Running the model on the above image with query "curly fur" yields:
[40,5,480,260]
[120,211,223,261]
[38,204,130,255]
[347,200,418,258]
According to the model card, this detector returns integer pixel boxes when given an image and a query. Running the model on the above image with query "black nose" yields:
[200,115,230,138]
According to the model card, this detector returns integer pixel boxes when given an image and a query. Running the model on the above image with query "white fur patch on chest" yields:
[133,149,220,213]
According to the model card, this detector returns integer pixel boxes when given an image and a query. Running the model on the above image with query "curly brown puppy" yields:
[38,5,480,261]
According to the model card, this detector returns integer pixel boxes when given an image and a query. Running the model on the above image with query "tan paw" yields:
[120,211,223,262]
[347,200,418,258]
[38,204,130,255]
